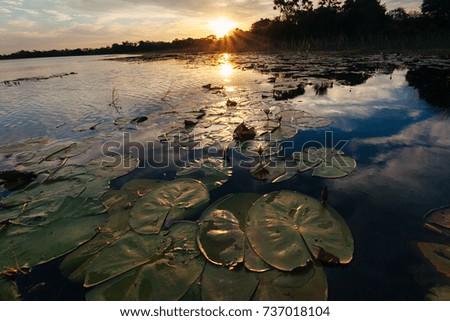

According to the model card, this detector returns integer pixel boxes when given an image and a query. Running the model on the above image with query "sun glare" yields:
[209,18,237,38]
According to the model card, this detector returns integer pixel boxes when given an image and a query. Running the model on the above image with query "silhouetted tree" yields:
[273,0,313,20]
[318,0,342,11]
[387,7,408,21]
[421,0,450,22]
[342,0,387,36]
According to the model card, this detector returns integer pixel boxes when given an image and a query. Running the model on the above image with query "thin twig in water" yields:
[161,82,179,109]
[109,86,122,113]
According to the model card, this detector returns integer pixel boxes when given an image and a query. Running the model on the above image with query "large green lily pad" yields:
[295,147,356,178]
[84,230,171,287]
[0,197,106,270]
[253,264,328,300]
[60,191,136,284]
[201,263,259,301]
[130,179,209,234]
[85,222,205,300]
[247,190,354,271]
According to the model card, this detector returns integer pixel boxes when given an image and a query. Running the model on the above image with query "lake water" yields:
[0,53,449,300]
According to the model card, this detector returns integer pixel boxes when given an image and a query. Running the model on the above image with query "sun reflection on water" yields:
[219,53,233,81]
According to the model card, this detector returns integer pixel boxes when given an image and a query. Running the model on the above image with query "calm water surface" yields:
[0,53,449,300]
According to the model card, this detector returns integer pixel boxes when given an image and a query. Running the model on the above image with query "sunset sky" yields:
[0,0,422,54]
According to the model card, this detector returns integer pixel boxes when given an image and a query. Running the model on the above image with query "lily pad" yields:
[198,193,270,272]
[197,209,245,267]
[0,137,49,154]
[60,191,136,284]
[201,193,261,225]
[0,180,86,207]
[247,190,354,271]
[84,230,171,287]
[253,264,328,301]
[250,161,286,182]
[417,242,450,278]
[0,197,106,270]
[244,238,271,273]
[130,179,209,235]
[0,278,21,301]
[85,222,205,300]
[201,263,259,301]
[262,125,298,142]
[236,140,280,158]
[120,179,164,196]
[177,158,232,190]
[296,147,356,179]
[45,142,92,161]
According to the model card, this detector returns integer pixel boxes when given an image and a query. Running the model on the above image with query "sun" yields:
[209,18,237,37]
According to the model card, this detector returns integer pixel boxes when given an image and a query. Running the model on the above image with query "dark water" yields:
[1,53,449,300]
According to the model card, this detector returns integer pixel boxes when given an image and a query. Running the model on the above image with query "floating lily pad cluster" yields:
[0,137,139,297]
[419,205,450,300]
[176,158,232,190]
[55,180,353,301]
[233,146,357,183]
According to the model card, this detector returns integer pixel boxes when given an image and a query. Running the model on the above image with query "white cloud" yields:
[354,118,450,149]
[43,9,72,22]
[7,18,37,29]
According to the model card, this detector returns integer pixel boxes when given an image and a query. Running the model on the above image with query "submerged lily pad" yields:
[0,278,21,301]
[201,263,259,301]
[295,147,356,179]
[130,179,209,235]
[0,137,49,154]
[417,242,450,278]
[253,264,328,301]
[85,222,205,300]
[247,190,354,271]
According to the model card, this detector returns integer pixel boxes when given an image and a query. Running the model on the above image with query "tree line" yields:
[251,0,450,50]
[1,0,449,59]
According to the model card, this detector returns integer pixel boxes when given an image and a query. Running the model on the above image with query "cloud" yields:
[43,9,73,22]
[328,117,450,219]
[354,118,450,148]
[7,19,37,29]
